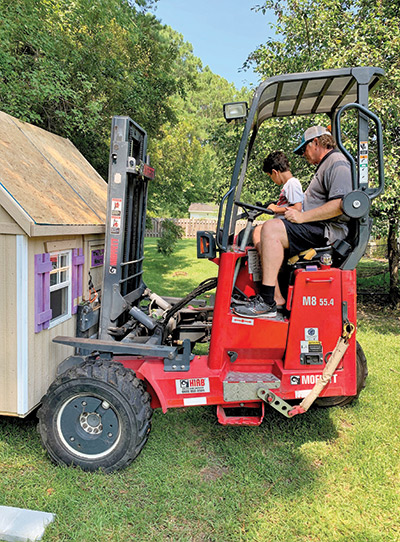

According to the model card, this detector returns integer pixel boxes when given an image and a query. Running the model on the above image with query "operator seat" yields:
[287,216,372,270]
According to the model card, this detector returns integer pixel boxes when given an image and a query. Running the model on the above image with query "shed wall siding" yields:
[27,237,80,411]
[0,232,105,415]
[0,234,18,414]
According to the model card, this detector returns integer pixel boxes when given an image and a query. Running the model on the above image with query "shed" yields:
[188,203,218,219]
[0,111,107,416]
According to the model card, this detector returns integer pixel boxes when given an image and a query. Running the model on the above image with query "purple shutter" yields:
[71,248,85,314]
[34,253,53,332]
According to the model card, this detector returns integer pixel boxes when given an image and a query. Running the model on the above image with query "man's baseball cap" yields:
[293,126,331,155]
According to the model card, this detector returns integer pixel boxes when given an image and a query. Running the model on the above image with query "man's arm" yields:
[284,198,343,224]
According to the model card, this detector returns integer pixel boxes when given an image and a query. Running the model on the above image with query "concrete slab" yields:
[0,506,55,542]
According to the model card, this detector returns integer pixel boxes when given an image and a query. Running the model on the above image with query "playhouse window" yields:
[49,250,72,326]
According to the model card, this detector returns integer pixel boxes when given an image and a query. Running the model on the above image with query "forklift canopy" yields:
[252,66,384,126]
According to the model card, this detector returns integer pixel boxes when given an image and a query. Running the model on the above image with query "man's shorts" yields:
[282,220,327,257]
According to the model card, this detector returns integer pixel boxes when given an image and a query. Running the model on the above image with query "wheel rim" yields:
[57,394,122,460]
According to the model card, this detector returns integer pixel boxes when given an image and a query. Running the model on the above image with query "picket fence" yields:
[145,218,264,238]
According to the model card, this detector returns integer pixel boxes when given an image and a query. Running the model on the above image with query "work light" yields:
[223,102,248,123]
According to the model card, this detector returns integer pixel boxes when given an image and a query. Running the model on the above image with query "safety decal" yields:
[111,198,122,216]
[305,327,318,340]
[110,198,122,234]
[232,316,254,326]
[359,142,369,183]
[175,378,210,395]
[111,217,121,235]
[301,340,323,354]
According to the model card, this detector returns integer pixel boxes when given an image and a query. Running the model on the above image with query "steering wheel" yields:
[235,200,274,219]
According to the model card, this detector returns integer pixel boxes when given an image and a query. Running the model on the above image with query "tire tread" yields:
[37,359,152,472]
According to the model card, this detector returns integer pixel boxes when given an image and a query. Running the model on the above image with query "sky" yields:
[150,0,275,89]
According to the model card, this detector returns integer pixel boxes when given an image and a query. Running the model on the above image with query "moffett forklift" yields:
[38,66,385,472]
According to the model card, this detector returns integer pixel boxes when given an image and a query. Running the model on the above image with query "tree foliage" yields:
[248,0,400,303]
[0,0,185,176]
[147,28,249,216]
[0,2,246,216]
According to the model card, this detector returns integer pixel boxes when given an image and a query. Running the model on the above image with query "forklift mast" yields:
[98,117,155,339]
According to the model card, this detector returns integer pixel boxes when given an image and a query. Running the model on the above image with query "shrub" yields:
[157,219,183,256]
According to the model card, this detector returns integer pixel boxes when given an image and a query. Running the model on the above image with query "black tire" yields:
[315,341,368,408]
[37,360,152,473]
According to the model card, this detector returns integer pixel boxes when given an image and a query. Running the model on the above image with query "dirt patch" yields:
[199,464,229,482]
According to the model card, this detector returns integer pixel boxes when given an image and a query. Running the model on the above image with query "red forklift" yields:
[38,66,385,472]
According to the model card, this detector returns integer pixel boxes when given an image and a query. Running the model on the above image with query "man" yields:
[234,125,352,318]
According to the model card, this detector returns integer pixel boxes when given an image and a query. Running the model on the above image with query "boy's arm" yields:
[267,202,302,214]
[267,203,282,213]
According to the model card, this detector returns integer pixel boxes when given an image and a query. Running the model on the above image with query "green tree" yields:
[148,26,249,216]
[0,0,183,176]
[248,0,400,305]
[149,117,218,216]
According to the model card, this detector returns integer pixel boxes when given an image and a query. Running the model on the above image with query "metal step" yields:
[217,403,265,426]
[223,371,280,402]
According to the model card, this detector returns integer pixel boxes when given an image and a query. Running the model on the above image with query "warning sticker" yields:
[111,198,122,216]
[176,378,210,395]
[111,217,121,235]
[301,340,323,354]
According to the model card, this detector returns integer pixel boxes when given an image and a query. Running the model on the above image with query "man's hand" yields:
[284,208,304,223]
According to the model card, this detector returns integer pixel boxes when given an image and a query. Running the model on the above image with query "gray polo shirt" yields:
[303,149,352,244]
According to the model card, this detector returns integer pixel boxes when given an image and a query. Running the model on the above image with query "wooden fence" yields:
[145,218,264,238]
[145,218,389,258]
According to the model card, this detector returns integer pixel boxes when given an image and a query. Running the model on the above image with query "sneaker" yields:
[233,294,277,318]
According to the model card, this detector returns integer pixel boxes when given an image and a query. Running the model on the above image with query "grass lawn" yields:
[0,240,399,542]
[143,238,217,296]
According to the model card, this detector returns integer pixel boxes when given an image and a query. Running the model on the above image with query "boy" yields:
[252,151,303,307]
[264,151,303,217]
